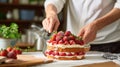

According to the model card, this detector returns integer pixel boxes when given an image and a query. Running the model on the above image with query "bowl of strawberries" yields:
[0,47,22,59]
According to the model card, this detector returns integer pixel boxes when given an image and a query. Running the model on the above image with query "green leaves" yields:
[0,23,21,39]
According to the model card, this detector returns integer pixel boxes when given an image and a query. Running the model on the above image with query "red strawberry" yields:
[58,40,64,44]
[47,40,52,43]
[79,40,84,45]
[79,52,85,55]
[48,50,54,55]
[57,31,64,36]
[69,40,76,45]
[7,50,17,59]
[0,49,8,56]
[52,41,58,45]
[50,34,57,41]
[63,36,69,41]
[64,41,69,45]
[59,52,66,56]
[56,36,63,42]
[74,52,80,56]
[6,47,13,52]
[45,51,49,54]
[54,51,59,56]
[12,48,17,54]
[52,52,56,56]
[75,40,80,44]
[67,53,73,56]
[15,49,22,54]
[69,35,75,40]
[75,40,84,45]
[64,31,71,36]
[13,48,22,54]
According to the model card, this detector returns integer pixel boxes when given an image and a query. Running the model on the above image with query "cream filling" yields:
[47,54,84,59]
[54,55,84,59]
[46,50,79,54]
[47,42,90,49]
[46,50,85,57]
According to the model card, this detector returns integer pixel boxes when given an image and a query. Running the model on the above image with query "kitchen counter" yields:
[23,51,120,67]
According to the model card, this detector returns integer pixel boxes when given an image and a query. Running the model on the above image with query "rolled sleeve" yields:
[44,0,66,13]
[114,0,120,9]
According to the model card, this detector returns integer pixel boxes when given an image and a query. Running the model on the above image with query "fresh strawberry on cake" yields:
[45,31,90,60]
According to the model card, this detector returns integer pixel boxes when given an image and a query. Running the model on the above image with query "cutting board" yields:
[74,61,120,67]
[0,55,53,67]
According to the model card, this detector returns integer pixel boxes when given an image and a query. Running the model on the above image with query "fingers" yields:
[49,18,60,33]
[42,19,47,30]
[49,17,55,33]
[82,31,89,44]
[54,20,60,32]
[78,29,84,37]
[42,16,60,33]
[78,28,89,44]
[78,29,96,44]
[42,18,50,32]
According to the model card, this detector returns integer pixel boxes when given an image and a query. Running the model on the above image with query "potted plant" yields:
[0,23,21,49]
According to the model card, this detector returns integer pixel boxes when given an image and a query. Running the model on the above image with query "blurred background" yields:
[0,0,64,51]
[0,0,45,33]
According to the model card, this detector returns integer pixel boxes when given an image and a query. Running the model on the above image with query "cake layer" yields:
[47,46,84,52]
[45,50,85,56]
[47,45,90,52]
[47,43,89,48]
[47,43,90,52]
[46,55,85,60]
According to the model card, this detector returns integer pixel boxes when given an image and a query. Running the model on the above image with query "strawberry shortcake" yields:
[45,31,90,60]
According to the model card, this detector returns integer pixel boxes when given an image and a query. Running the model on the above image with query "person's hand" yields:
[42,14,60,33]
[78,22,98,44]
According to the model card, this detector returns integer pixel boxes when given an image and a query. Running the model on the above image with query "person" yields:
[42,0,120,53]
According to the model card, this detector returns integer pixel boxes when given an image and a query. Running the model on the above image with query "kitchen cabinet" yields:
[0,2,44,33]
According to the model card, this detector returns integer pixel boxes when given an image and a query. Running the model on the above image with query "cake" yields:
[45,31,90,60]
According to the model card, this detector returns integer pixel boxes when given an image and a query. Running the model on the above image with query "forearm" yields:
[93,8,120,31]
[45,4,58,17]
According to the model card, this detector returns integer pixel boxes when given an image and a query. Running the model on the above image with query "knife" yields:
[41,29,56,56]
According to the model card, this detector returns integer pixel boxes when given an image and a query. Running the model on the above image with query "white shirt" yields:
[44,0,120,44]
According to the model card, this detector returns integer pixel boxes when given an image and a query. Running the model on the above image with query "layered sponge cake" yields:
[45,31,90,60]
